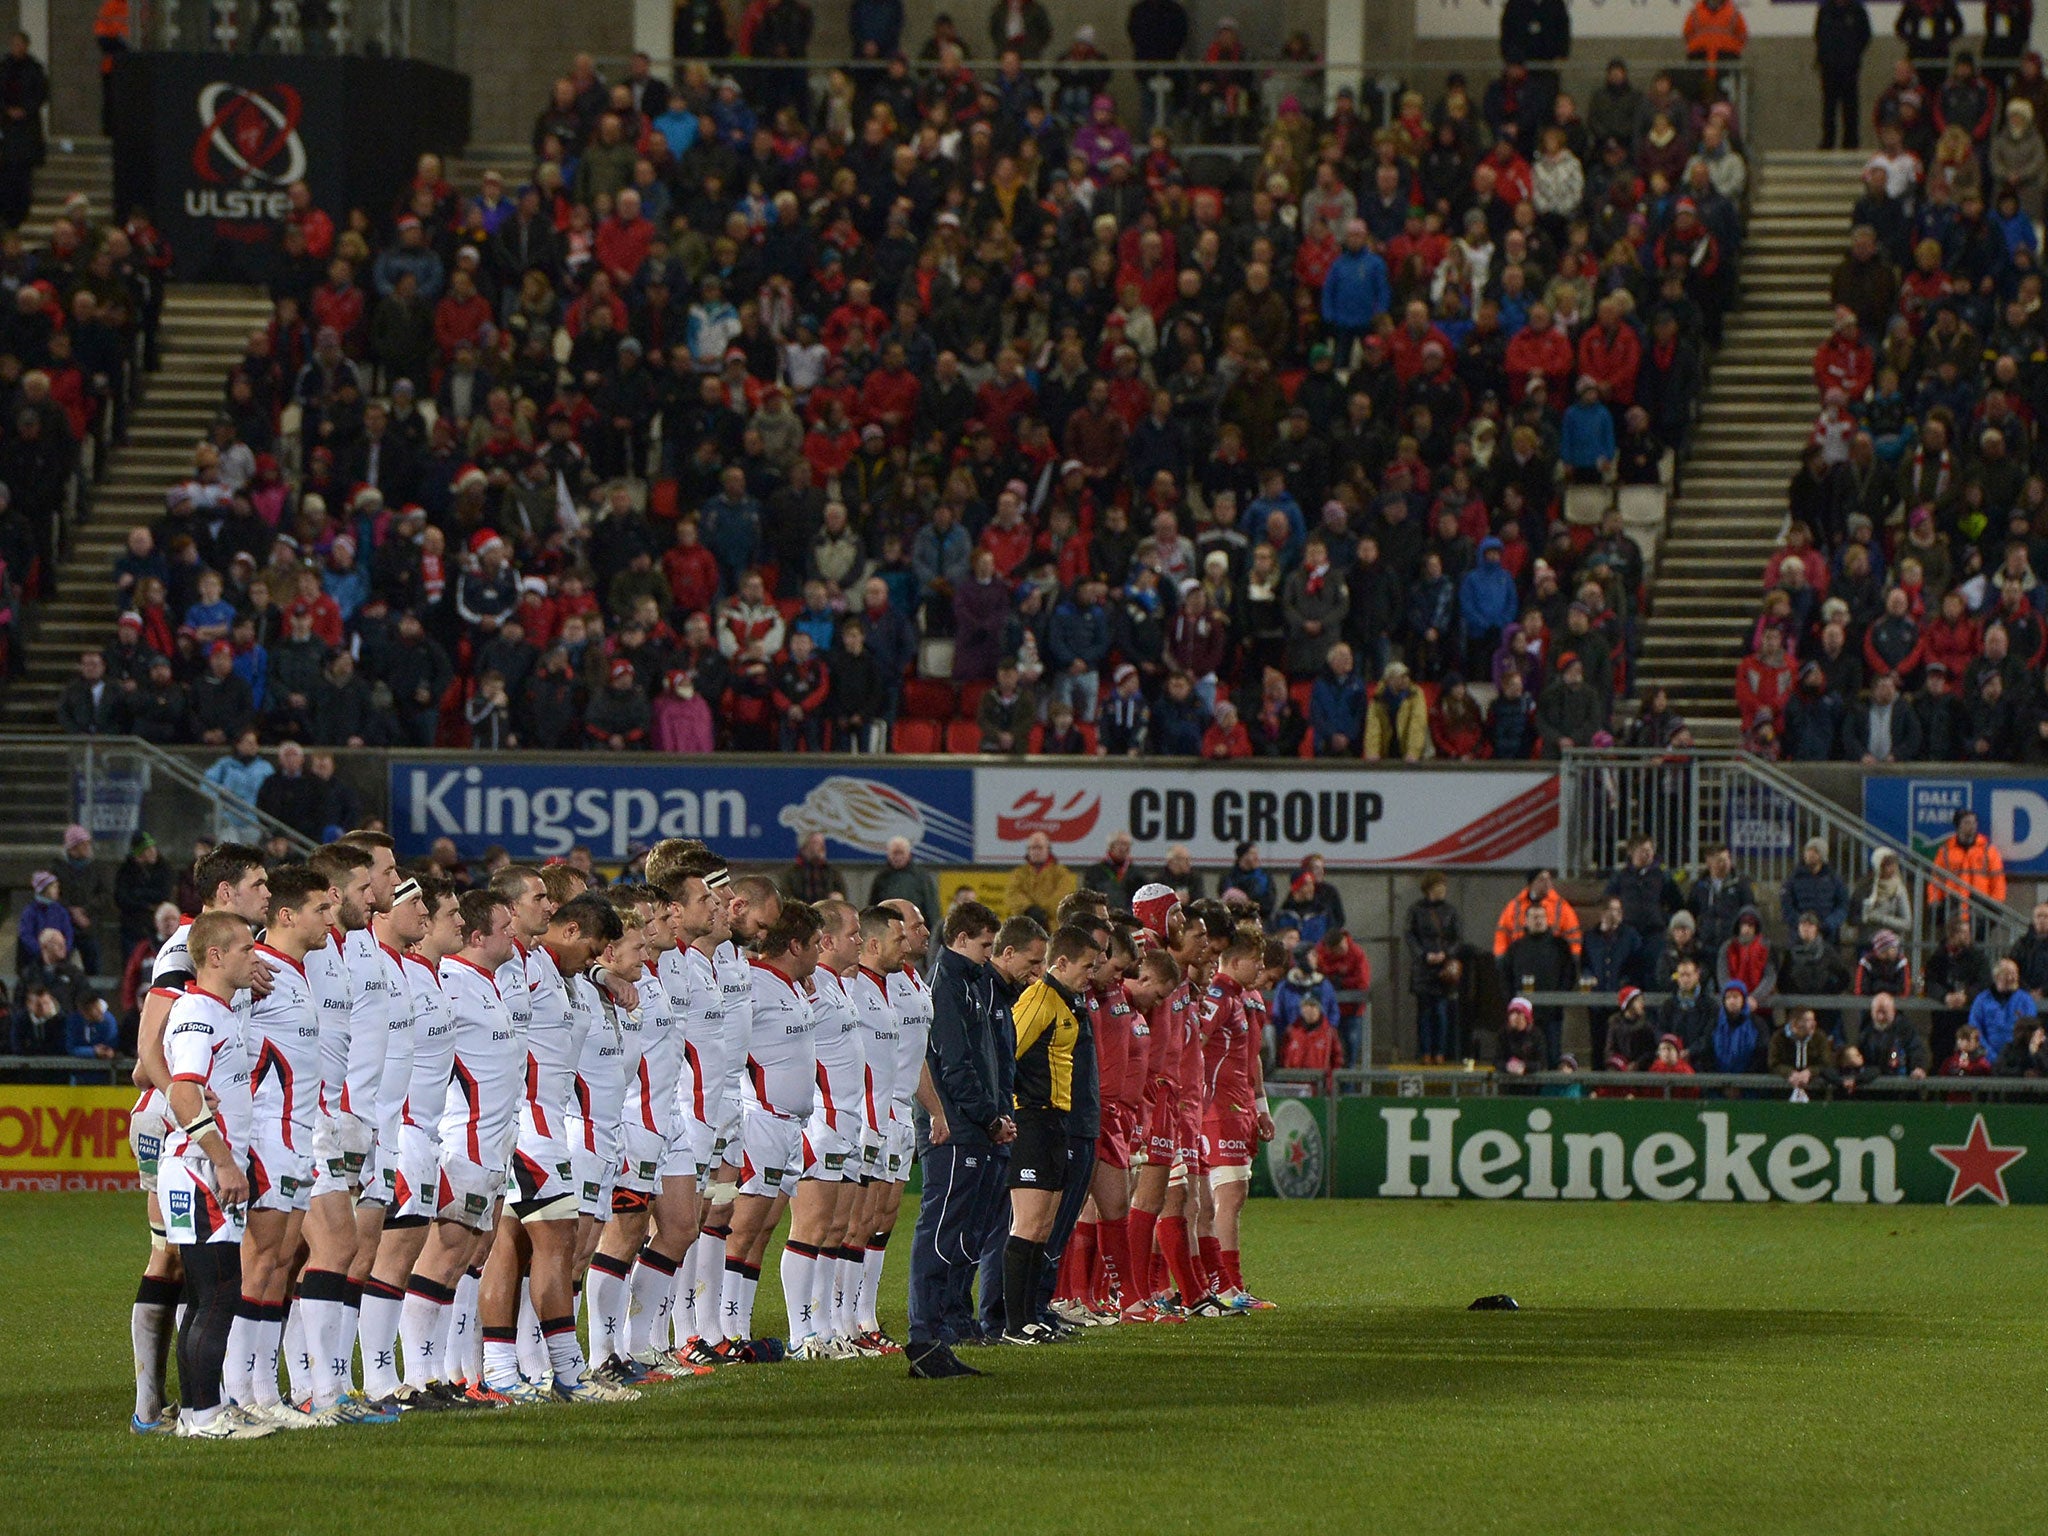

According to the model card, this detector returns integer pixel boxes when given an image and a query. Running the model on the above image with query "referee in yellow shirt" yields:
[997,924,1103,1345]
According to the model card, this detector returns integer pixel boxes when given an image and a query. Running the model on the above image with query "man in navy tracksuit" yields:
[907,901,1010,1379]
[972,918,1050,1340]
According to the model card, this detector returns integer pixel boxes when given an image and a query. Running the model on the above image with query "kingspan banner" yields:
[390,758,975,864]
[1264,1098,2046,1205]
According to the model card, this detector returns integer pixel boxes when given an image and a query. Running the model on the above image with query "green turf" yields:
[2,1194,2042,1534]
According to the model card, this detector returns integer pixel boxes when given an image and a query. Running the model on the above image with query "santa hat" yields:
[1507,996,1535,1019]
[469,529,505,557]
[453,465,488,494]
[519,576,549,597]
[1617,985,1644,1012]
[1132,883,1180,939]
[350,484,383,511]
[609,658,636,684]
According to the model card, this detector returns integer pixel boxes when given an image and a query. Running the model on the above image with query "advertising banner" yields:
[1303,1097,2045,1205]
[1414,0,1978,42]
[1862,776,2048,875]
[973,766,1559,869]
[0,1086,139,1192]
[110,54,470,282]
[390,758,975,865]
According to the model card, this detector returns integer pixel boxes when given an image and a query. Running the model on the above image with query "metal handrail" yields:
[5,733,318,856]
[1557,746,2032,978]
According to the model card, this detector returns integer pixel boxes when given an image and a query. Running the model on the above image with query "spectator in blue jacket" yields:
[1582,896,1646,991]
[16,870,74,971]
[202,729,276,842]
[1272,947,1339,1033]
[1241,467,1307,564]
[1780,837,1851,941]
[699,466,764,590]
[1309,642,1367,755]
[1045,576,1112,722]
[1222,841,1276,916]
[1457,536,1520,676]
[1705,979,1765,1072]
[1970,959,2039,1060]
[66,992,118,1060]
[1560,376,1618,481]
[372,217,446,300]
[850,0,904,55]
[1149,670,1208,754]
[1320,220,1392,365]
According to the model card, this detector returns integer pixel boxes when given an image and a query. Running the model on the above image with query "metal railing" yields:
[4,734,317,858]
[151,0,456,65]
[1557,746,2032,977]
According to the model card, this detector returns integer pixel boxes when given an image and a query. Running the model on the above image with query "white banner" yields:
[971,767,1560,870]
[1413,0,1980,43]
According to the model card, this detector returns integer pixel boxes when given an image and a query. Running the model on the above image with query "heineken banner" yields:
[1259,1097,2046,1205]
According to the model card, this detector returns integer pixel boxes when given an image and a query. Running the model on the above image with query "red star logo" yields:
[1929,1114,2028,1206]
[1287,1136,1307,1170]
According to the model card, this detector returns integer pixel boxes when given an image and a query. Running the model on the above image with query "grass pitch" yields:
[2,1195,2042,1535]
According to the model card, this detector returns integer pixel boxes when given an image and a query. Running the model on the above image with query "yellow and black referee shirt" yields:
[1011,977,1080,1113]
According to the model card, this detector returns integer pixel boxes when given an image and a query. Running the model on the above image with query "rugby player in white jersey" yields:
[357,875,435,1407]
[571,891,659,1384]
[786,898,868,1359]
[840,903,906,1353]
[291,842,393,1421]
[160,911,271,1439]
[626,842,723,1367]
[723,898,822,1356]
[407,889,524,1403]
[227,864,338,1429]
[691,873,781,1362]
[866,895,935,1348]
[478,891,634,1402]
[127,842,271,1434]
[329,830,400,1388]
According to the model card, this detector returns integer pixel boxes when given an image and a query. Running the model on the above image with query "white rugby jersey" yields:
[808,967,865,1133]
[372,939,414,1148]
[521,944,587,1140]
[340,927,390,1128]
[496,942,535,1042]
[247,943,321,1148]
[404,953,455,1132]
[849,967,899,1131]
[569,973,638,1147]
[625,969,678,1138]
[666,943,725,1127]
[439,953,521,1166]
[164,986,253,1164]
[742,959,815,1118]
[885,965,934,1111]
[305,927,357,1115]
[712,939,754,1098]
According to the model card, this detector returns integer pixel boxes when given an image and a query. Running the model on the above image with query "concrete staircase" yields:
[3,284,276,731]
[1636,150,1866,740]
[19,135,113,247]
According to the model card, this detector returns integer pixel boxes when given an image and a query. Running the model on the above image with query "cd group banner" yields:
[0,1087,139,1192]
[391,760,1561,870]
[1861,777,2048,875]
[1263,1098,2048,1205]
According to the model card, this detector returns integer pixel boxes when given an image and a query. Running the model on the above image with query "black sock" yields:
[1003,1237,1043,1335]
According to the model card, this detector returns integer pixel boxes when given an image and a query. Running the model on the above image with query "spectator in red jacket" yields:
[1202,698,1253,758]
[662,512,721,617]
[978,484,1036,577]
[1314,926,1370,1045]
[858,339,921,446]
[1735,626,1796,730]
[1576,295,1643,406]
[1504,302,1575,403]
[822,278,889,354]
[432,269,493,364]
[593,188,655,287]
[1920,588,1982,679]
[975,347,1038,447]
[1281,994,1344,1069]
[1813,306,1875,399]
[773,630,830,750]
[310,258,366,354]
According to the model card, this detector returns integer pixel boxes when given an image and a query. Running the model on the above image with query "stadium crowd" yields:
[1741,38,2048,764]
[47,18,1751,760]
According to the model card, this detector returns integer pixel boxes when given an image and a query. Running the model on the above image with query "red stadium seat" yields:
[901,677,955,721]
[1289,679,1313,715]
[775,596,803,624]
[958,679,991,719]
[1027,723,1045,752]
[648,479,679,520]
[892,719,940,754]
[945,718,983,754]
